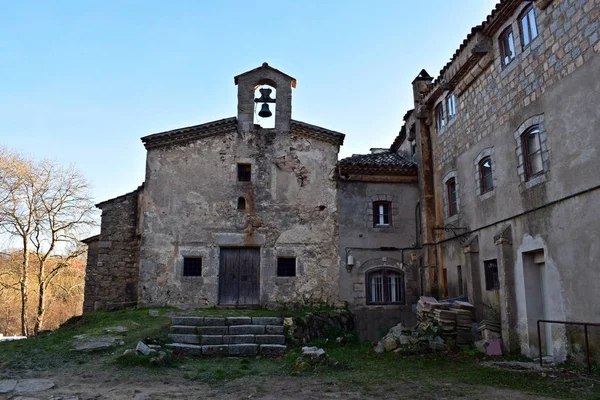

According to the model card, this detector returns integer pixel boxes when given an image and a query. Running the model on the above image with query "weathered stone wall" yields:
[83,189,141,312]
[138,127,341,308]
[408,0,600,361]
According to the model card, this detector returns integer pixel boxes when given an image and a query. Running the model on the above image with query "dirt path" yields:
[2,372,557,400]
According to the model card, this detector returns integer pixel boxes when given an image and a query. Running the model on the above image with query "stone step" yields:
[168,333,285,345]
[169,324,284,335]
[166,343,286,356]
[171,316,283,327]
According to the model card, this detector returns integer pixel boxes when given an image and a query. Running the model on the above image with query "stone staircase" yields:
[166,316,287,356]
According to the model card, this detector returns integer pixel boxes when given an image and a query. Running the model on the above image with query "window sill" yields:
[478,189,495,201]
[521,172,547,191]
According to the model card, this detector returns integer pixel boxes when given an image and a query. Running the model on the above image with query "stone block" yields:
[170,325,197,334]
[265,325,284,334]
[259,344,286,355]
[166,343,202,356]
[197,326,228,335]
[168,333,200,344]
[202,345,229,356]
[229,325,265,334]
[229,344,259,356]
[202,317,226,326]
[172,317,204,326]
[252,317,282,325]
[226,316,252,325]
[222,334,255,344]
[200,335,223,345]
[255,335,286,345]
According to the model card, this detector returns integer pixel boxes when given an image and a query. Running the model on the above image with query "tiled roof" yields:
[141,117,237,149]
[291,119,345,146]
[427,0,522,90]
[338,151,417,176]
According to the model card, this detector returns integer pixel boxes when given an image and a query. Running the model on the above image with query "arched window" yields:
[522,126,543,179]
[366,268,404,305]
[237,196,246,210]
[479,156,494,193]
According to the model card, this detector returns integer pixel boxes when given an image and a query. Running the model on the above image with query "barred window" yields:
[277,257,296,277]
[366,268,404,305]
[183,257,202,277]
[484,259,499,291]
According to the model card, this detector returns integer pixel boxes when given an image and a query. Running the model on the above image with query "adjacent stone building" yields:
[398,0,600,362]
[337,148,421,341]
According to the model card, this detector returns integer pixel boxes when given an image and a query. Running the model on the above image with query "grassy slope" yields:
[0,308,598,399]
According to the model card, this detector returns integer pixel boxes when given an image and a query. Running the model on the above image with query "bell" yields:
[258,103,272,118]
[256,88,275,103]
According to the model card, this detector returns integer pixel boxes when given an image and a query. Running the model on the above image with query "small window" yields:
[499,26,515,67]
[183,257,202,276]
[436,102,445,131]
[457,265,464,296]
[372,201,392,227]
[479,156,494,193]
[522,126,543,179]
[277,257,296,277]
[237,163,252,182]
[446,178,458,216]
[446,93,457,121]
[520,5,538,48]
[366,268,404,305]
[237,196,246,210]
[484,259,499,291]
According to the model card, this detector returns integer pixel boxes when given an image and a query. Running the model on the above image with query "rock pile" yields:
[375,322,448,354]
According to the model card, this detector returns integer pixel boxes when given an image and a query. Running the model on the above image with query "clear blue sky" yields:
[1,0,497,204]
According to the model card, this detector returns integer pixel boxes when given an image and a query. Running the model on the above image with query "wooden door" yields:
[219,248,260,305]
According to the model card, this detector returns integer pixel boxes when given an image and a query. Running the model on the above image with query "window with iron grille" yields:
[277,257,296,277]
[237,163,252,182]
[446,178,458,216]
[479,156,494,193]
[522,126,543,180]
[372,201,392,227]
[484,259,499,291]
[519,4,538,48]
[499,26,515,67]
[366,268,404,305]
[183,257,202,276]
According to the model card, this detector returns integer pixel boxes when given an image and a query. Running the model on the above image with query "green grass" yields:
[0,307,598,399]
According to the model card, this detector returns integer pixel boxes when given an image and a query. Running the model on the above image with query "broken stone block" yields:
[104,326,128,333]
[0,380,17,394]
[13,379,55,393]
[302,346,326,358]
[382,334,398,352]
[136,341,152,355]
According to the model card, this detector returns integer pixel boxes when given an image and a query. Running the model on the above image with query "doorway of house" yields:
[523,250,552,358]
[218,247,260,305]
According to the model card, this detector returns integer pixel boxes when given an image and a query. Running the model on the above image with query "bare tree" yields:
[0,147,96,335]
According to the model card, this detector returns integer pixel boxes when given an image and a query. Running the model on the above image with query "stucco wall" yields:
[338,179,421,340]
[138,127,341,308]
